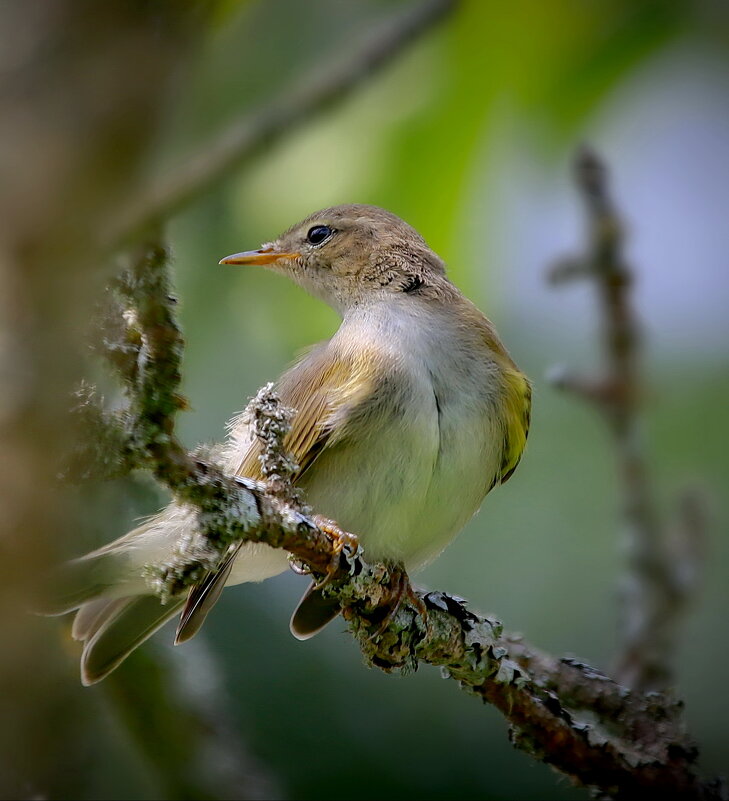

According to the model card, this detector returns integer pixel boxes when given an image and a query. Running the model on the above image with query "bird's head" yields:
[220,204,447,314]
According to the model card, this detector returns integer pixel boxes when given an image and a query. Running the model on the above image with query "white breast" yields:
[223,296,505,586]
[298,298,503,571]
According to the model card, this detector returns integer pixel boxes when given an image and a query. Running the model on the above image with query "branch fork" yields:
[66,154,721,798]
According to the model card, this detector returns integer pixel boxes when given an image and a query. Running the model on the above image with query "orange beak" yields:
[219,245,300,266]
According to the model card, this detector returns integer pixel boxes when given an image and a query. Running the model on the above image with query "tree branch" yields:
[69,238,724,800]
[105,0,457,248]
[547,147,707,693]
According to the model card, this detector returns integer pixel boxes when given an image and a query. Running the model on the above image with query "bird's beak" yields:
[219,244,300,266]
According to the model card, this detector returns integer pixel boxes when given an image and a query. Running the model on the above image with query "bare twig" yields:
[73,240,725,801]
[547,147,707,692]
[105,0,457,248]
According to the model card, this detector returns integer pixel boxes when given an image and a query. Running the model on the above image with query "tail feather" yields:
[39,553,131,617]
[42,514,181,617]
[79,595,184,686]
[45,510,292,684]
[71,597,129,642]
[289,582,342,640]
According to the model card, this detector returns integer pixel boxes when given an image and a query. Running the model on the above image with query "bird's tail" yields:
[75,595,184,685]
[39,551,130,617]
[290,581,342,640]
[39,518,185,684]
[41,509,291,683]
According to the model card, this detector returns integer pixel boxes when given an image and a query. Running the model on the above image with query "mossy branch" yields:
[69,236,724,800]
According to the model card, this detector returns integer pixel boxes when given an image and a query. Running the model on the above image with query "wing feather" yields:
[177,342,379,641]
[499,367,532,485]
[175,543,242,644]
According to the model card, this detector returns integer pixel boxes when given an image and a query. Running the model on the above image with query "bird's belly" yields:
[299,400,498,572]
[404,410,500,570]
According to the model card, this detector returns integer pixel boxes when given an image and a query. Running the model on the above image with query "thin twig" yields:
[547,147,707,692]
[104,0,456,248]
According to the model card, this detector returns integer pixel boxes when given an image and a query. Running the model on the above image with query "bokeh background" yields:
[3,1,728,799]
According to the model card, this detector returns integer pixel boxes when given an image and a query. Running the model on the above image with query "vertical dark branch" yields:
[548,147,704,692]
[576,150,666,691]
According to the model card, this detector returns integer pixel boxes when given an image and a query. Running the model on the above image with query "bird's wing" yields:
[174,542,241,645]
[176,342,380,642]
[498,366,532,485]
[265,342,379,478]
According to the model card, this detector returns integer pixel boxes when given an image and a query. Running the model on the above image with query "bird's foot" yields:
[311,515,360,590]
[370,564,429,640]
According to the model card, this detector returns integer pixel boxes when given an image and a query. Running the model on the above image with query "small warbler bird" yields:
[50,204,531,685]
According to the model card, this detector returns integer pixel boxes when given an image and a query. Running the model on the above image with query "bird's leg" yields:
[369,563,429,639]
[311,515,360,590]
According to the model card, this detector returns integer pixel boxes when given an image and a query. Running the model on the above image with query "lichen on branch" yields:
[66,233,724,800]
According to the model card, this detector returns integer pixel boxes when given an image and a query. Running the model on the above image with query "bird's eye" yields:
[306,225,333,245]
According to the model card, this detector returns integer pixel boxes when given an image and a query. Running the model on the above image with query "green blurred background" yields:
[18,0,729,798]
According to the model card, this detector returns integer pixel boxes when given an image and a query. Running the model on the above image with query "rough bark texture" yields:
[2,0,721,796]
[68,235,722,800]
[0,2,456,798]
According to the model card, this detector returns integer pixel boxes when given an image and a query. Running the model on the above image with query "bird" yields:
[47,204,531,685]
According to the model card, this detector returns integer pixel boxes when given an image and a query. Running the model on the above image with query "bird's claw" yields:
[312,515,360,590]
[369,565,430,640]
